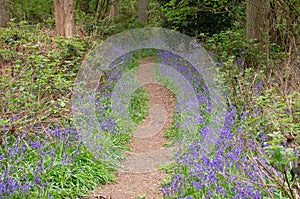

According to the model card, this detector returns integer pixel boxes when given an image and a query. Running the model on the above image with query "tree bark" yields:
[246,0,270,56]
[109,0,118,21]
[54,0,74,37]
[0,0,9,27]
[138,0,147,24]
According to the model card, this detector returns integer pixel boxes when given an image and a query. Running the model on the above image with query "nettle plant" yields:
[153,52,299,198]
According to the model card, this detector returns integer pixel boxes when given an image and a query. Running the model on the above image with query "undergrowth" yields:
[158,24,299,198]
[0,22,150,198]
[1,20,299,198]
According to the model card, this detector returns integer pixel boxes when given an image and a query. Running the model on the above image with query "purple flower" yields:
[10,115,18,122]
[29,140,41,149]
[236,57,244,67]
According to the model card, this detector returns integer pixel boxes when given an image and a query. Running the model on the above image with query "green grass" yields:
[0,132,115,198]
[129,87,149,124]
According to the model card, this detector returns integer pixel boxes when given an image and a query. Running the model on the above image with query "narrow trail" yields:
[86,57,176,199]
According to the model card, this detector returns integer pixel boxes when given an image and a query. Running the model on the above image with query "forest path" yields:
[85,57,176,199]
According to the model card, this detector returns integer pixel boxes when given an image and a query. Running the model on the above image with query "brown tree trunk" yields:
[138,0,147,24]
[0,0,9,27]
[246,0,271,56]
[108,0,118,21]
[54,0,74,37]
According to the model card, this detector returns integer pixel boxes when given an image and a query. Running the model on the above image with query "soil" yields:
[84,57,175,199]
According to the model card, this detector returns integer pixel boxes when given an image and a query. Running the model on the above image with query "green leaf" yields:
[59,101,65,107]
[273,148,282,162]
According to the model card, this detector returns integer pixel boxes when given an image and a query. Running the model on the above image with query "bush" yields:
[159,0,245,36]
[0,23,151,198]
[5,0,53,24]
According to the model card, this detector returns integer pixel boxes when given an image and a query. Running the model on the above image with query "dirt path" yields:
[85,57,175,199]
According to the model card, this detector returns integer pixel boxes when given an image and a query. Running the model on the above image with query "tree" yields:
[0,0,9,27]
[54,0,74,37]
[159,0,241,36]
[138,0,148,24]
[109,0,118,21]
[246,0,271,56]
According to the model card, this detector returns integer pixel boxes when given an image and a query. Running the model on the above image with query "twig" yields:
[252,155,294,199]
[284,167,295,199]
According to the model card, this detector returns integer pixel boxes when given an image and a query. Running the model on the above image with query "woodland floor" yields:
[83,57,176,199]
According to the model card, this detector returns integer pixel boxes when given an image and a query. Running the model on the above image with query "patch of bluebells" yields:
[73,51,148,163]
[94,52,137,135]
[156,52,298,198]
[155,50,213,144]
[157,50,211,110]
[93,49,210,140]
[73,50,150,163]
[162,94,299,198]
[0,126,82,197]
[162,107,274,198]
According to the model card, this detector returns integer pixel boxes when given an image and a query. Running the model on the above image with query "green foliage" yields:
[45,146,114,198]
[137,193,147,199]
[0,23,119,198]
[132,48,158,60]
[268,0,300,55]
[159,0,245,36]
[0,132,114,198]
[0,22,91,133]
[5,0,161,38]
[204,22,299,197]
[0,22,154,198]
[1,3,299,197]
[75,0,96,13]
[129,87,149,124]
[5,0,53,24]
[256,91,300,169]
[75,0,162,39]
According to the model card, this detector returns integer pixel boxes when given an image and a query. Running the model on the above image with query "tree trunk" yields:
[109,0,118,21]
[0,0,9,27]
[54,0,74,37]
[138,0,147,24]
[246,0,270,56]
